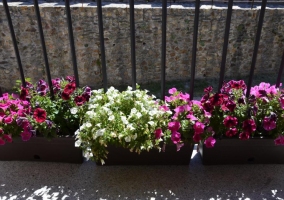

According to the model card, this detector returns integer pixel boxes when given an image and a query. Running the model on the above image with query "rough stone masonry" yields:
[0,1,284,91]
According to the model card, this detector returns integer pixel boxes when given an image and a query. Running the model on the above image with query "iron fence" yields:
[1,0,284,99]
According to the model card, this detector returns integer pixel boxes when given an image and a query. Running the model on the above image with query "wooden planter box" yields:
[199,138,284,165]
[97,143,194,165]
[0,137,83,163]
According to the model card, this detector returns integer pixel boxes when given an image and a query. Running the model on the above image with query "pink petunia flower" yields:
[168,88,177,95]
[275,135,284,145]
[3,134,12,143]
[204,136,216,148]
[193,121,205,134]
[0,138,5,145]
[171,131,181,144]
[168,121,181,132]
[154,128,163,139]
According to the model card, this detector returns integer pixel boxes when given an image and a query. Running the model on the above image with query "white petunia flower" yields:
[86,122,92,128]
[132,133,137,140]
[125,136,131,142]
[148,121,154,126]
[127,124,135,130]
[108,115,115,121]
[136,112,142,119]
[70,107,78,114]
[93,129,105,139]
[75,139,81,147]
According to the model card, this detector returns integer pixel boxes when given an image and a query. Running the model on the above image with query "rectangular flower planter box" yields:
[199,138,284,165]
[97,143,194,165]
[0,136,83,163]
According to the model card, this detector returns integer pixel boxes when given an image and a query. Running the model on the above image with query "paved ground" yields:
[0,146,284,200]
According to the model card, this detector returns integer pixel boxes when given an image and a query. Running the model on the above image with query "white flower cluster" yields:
[75,85,171,164]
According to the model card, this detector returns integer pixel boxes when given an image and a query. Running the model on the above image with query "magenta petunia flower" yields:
[3,116,13,124]
[193,133,201,143]
[275,135,284,145]
[204,136,216,148]
[65,76,75,83]
[168,121,181,132]
[279,96,284,109]
[63,82,76,95]
[61,91,71,100]
[20,87,29,100]
[225,100,236,112]
[159,105,170,111]
[242,119,256,133]
[193,121,205,134]
[3,134,12,143]
[223,116,238,128]
[176,143,184,151]
[74,95,86,106]
[154,128,163,139]
[0,138,5,145]
[263,116,276,131]
[186,112,198,121]
[171,131,181,144]
[239,132,250,140]
[33,108,47,123]
[21,129,32,141]
[225,127,238,137]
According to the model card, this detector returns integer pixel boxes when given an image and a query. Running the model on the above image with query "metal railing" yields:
[1,0,284,99]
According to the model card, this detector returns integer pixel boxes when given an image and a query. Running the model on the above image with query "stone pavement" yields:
[0,145,284,199]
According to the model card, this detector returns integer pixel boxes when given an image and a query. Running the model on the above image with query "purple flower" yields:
[21,129,32,141]
[37,80,48,96]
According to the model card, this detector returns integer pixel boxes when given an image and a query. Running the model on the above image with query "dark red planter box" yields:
[199,138,284,165]
[97,143,194,165]
[0,137,83,163]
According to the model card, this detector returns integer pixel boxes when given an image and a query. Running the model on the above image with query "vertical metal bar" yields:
[251,0,255,10]
[65,0,79,87]
[189,0,200,100]
[3,0,26,88]
[218,0,233,91]
[276,50,284,88]
[97,0,107,92]
[246,0,267,97]
[129,0,136,90]
[34,0,54,98]
[161,0,167,100]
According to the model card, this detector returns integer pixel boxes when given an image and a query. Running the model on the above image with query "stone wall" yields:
[0,2,284,90]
